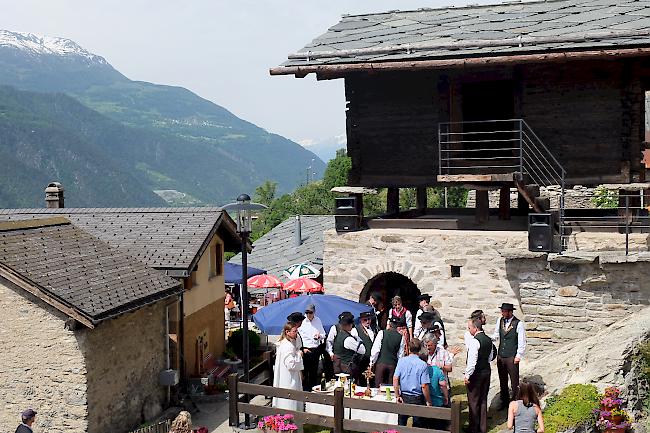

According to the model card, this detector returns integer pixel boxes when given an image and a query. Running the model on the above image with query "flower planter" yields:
[604,428,627,433]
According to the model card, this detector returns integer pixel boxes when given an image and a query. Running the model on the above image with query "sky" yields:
[0,0,493,146]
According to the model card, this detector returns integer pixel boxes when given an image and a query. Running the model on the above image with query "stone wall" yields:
[324,228,650,360]
[466,185,597,209]
[506,251,650,357]
[0,279,88,433]
[80,301,169,433]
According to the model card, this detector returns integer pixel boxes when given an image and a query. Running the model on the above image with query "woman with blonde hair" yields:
[272,322,304,411]
[169,411,192,433]
[507,381,544,433]
[389,295,413,337]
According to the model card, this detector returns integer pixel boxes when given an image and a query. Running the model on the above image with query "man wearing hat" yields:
[351,310,376,386]
[414,293,431,336]
[367,292,388,330]
[16,409,36,433]
[491,302,527,410]
[329,313,366,381]
[299,304,326,391]
[370,315,406,385]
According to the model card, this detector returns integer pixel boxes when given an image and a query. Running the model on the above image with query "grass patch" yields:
[543,384,600,433]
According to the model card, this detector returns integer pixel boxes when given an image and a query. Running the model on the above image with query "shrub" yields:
[543,384,600,433]
[225,329,261,360]
[591,186,619,209]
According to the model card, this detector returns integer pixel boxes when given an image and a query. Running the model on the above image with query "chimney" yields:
[45,182,64,208]
[294,215,302,247]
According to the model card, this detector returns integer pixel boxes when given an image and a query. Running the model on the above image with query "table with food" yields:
[305,374,399,424]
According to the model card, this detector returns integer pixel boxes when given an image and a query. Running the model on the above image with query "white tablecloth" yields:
[305,396,398,424]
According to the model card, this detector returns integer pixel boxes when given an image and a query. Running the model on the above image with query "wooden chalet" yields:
[272,0,650,229]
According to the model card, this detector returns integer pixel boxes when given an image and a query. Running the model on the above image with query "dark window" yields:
[451,265,461,278]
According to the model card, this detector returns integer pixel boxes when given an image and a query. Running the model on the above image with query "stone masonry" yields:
[0,279,169,433]
[0,280,88,433]
[324,228,650,361]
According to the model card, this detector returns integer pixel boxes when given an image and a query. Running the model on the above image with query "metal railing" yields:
[560,190,650,255]
[438,119,567,248]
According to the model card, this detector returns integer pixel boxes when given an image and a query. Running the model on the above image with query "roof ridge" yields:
[343,0,562,19]
[0,207,223,214]
[0,216,69,232]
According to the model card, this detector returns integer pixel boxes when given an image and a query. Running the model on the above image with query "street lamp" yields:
[222,193,267,428]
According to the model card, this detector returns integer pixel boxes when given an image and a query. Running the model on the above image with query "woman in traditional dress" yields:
[272,322,304,411]
[389,296,413,337]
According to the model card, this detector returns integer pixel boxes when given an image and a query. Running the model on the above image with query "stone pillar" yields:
[476,189,489,223]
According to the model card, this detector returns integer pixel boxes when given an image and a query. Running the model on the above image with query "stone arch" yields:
[359,272,421,328]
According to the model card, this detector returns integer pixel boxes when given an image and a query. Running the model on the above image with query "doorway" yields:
[359,272,420,329]
[460,81,517,173]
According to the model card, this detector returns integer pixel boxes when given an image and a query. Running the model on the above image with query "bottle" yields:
[385,387,392,401]
[351,380,356,396]
[321,373,327,391]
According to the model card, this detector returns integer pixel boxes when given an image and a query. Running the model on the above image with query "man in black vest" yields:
[331,314,365,382]
[491,302,527,410]
[352,310,376,386]
[464,318,496,433]
[370,316,406,385]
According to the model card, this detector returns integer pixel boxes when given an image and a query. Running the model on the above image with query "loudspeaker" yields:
[335,215,359,232]
[335,196,358,215]
[528,213,553,252]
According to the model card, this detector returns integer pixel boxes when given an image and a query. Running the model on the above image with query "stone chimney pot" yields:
[45,182,64,208]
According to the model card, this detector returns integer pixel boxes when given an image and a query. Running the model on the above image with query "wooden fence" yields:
[228,374,461,433]
[130,419,171,433]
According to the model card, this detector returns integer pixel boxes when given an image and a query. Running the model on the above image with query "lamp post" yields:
[222,194,267,428]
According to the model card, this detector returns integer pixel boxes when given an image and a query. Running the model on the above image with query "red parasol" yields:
[283,277,324,294]
[247,274,283,288]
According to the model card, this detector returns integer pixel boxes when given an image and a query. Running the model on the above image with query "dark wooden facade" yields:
[345,57,650,188]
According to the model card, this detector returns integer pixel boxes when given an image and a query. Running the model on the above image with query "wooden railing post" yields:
[450,400,461,433]
[228,373,239,426]
[263,350,273,385]
[333,387,344,433]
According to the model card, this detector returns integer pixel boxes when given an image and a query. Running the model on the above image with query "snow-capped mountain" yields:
[0,30,108,64]
[299,133,347,161]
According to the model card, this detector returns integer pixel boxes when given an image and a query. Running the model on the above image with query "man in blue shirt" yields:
[393,338,432,428]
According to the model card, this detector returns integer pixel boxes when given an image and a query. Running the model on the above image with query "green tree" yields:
[322,148,351,190]
[254,180,277,207]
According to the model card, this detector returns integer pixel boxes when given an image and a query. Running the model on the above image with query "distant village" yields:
[2,1,650,433]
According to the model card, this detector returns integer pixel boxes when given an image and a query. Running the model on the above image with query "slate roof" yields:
[230,215,334,278]
[0,218,182,326]
[275,0,650,70]
[0,208,240,273]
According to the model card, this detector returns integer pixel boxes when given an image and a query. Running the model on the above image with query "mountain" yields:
[0,30,325,207]
[299,134,347,162]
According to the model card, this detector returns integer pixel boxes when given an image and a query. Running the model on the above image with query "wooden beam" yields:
[438,174,515,182]
[498,185,511,220]
[387,187,400,215]
[416,187,427,210]
[0,264,95,329]
[476,190,490,223]
[228,374,239,426]
[270,47,650,77]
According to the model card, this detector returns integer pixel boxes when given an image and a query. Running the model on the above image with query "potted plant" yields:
[257,414,298,433]
[594,387,632,433]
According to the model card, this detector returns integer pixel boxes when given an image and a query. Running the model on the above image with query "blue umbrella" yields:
[253,294,372,335]
[224,262,266,285]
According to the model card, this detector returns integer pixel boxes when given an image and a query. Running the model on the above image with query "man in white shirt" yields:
[329,312,365,381]
[491,302,527,410]
[370,316,406,385]
[299,303,326,391]
[413,293,431,337]
[464,318,496,433]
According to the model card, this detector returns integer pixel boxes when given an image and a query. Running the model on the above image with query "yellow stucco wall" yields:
[182,233,226,369]
[183,233,225,315]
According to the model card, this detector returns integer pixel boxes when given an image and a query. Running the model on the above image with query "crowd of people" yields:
[271,292,544,433]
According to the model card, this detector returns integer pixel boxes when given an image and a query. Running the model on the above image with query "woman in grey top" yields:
[507,382,545,433]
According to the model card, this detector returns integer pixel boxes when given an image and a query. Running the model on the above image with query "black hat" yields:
[287,312,306,323]
[389,316,406,327]
[339,315,354,326]
[499,303,516,311]
[338,311,353,320]
[418,294,431,301]
[419,312,435,322]
[359,311,373,319]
